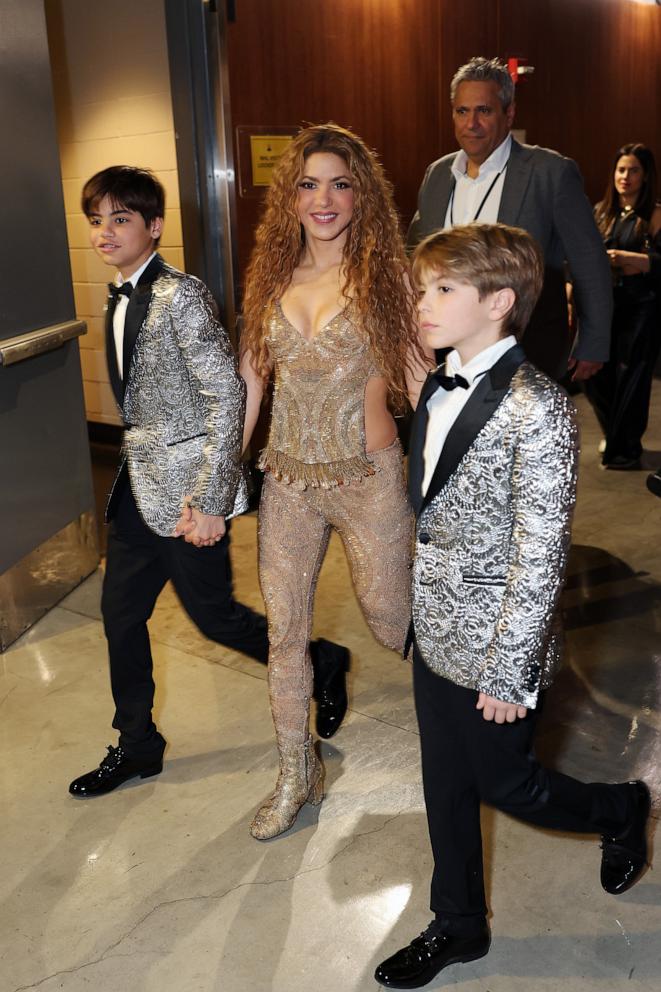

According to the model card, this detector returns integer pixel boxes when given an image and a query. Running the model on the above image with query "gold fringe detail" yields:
[258,447,377,490]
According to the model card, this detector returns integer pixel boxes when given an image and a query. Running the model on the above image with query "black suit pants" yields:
[413,647,632,935]
[101,480,269,756]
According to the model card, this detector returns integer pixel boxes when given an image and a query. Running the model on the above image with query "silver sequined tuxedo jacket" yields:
[408,346,579,708]
[106,256,248,536]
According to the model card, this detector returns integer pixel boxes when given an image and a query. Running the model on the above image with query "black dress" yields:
[585,206,661,466]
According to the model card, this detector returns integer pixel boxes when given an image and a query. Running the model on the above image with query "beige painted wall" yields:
[46,0,183,425]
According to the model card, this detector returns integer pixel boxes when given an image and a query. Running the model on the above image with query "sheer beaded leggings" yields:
[258,441,413,745]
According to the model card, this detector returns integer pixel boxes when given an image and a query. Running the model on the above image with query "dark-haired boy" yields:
[70,166,347,798]
[375,223,651,989]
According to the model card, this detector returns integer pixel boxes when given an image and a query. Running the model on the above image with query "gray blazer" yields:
[409,346,579,708]
[106,255,248,537]
[407,139,613,376]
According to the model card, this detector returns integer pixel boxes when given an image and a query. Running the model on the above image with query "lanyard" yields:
[449,166,506,226]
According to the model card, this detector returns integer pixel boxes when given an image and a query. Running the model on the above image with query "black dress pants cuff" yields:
[118,729,167,759]
[433,913,488,938]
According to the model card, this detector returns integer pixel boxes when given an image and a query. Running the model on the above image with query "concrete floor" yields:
[2,389,660,992]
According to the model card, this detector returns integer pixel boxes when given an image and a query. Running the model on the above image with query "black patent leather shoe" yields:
[646,469,661,499]
[69,745,163,798]
[601,780,651,895]
[375,923,490,989]
[311,638,350,739]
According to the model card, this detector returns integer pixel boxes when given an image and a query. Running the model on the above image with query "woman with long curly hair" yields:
[585,142,661,469]
[241,123,432,839]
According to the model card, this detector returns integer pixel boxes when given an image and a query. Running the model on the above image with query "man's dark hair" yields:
[81,165,165,225]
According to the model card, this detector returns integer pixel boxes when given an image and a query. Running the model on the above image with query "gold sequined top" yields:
[258,301,382,488]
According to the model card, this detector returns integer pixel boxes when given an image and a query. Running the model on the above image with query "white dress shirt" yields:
[444,133,512,228]
[112,253,156,379]
[422,335,517,496]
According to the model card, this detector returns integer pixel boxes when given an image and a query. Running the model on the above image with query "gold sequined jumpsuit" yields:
[257,302,413,748]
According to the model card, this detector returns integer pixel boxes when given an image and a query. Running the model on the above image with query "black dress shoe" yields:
[311,638,350,739]
[646,469,661,499]
[601,780,651,894]
[69,745,163,798]
[375,923,490,989]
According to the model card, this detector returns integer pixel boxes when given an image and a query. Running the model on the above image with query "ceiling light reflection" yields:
[34,647,55,684]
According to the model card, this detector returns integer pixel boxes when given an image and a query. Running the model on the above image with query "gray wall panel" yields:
[0,0,97,611]
[0,339,93,573]
[0,0,75,340]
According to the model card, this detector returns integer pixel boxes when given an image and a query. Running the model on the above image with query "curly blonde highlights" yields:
[241,122,421,410]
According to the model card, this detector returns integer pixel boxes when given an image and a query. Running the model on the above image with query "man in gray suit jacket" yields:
[407,57,612,382]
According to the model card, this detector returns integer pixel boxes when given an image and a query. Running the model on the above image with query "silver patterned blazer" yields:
[105,255,248,537]
[408,344,579,708]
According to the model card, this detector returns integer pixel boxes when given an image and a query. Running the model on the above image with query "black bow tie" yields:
[431,369,469,391]
[108,282,133,300]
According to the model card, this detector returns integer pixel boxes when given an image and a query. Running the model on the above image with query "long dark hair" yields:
[595,143,658,237]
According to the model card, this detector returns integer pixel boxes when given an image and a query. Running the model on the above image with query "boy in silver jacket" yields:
[375,224,651,990]
[68,166,271,797]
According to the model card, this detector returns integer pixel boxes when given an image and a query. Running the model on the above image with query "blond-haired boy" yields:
[375,223,650,989]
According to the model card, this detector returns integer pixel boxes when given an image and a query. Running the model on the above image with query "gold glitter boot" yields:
[250,735,324,840]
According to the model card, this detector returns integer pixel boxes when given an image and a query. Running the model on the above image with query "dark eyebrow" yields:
[300,174,351,183]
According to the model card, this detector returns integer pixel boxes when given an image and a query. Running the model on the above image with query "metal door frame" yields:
[164,0,238,340]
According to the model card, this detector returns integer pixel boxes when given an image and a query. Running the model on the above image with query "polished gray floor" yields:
[2,388,660,992]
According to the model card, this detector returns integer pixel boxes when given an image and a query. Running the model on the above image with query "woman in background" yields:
[586,142,661,470]
[240,123,432,840]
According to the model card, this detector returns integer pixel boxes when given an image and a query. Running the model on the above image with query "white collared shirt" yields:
[444,133,512,228]
[421,335,517,496]
[113,253,156,379]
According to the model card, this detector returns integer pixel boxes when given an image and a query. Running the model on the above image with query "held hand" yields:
[173,497,225,547]
[183,508,226,547]
[172,500,194,538]
[567,357,603,381]
[476,691,527,724]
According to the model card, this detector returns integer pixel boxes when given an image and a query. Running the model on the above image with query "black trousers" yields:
[101,480,269,756]
[584,292,660,463]
[413,648,632,935]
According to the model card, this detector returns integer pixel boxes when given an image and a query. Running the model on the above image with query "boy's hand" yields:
[173,499,225,547]
[187,509,225,547]
[173,501,195,538]
[476,692,527,723]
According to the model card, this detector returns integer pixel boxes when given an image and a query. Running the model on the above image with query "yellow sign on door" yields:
[250,135,292,186]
